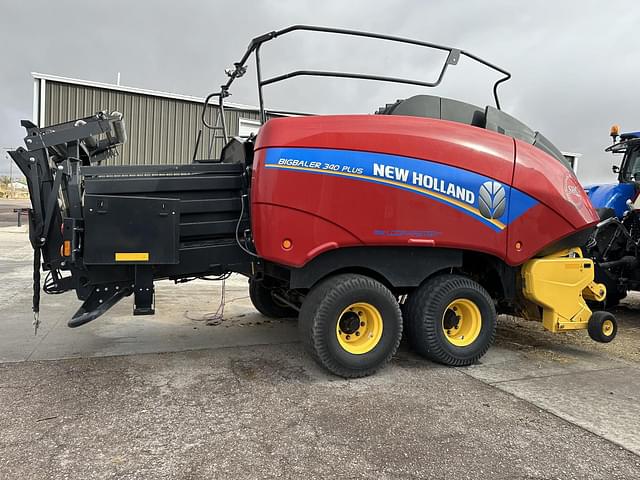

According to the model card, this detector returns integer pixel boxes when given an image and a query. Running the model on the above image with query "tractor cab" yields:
[585,127,640,218]
[616,133,640,182]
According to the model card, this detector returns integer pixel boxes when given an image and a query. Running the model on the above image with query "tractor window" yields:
[622,147,640,182]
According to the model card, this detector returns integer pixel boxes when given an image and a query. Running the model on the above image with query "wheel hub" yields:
[602,319,614,336]
[339,311,361,334]
[442,310,460,331]
[336,303,383,355]
[442,298,482,347]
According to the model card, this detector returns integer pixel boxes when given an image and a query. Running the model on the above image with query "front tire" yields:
[587,311,617,343]
[405,274,496,366]
[299,274,403,378]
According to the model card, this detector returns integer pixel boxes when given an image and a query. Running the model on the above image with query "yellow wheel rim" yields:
[602,319,614,337]
[442,299,482,347]
[336,302,383,355]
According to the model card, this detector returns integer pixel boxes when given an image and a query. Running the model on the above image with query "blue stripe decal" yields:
[264,147,538,232]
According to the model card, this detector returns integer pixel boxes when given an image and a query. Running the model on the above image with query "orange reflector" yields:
[515,241,523,251]
[282,239,293,250]
[115,252,149,262]
[63,240,71,257]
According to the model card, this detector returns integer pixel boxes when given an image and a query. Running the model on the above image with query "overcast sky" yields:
[0,0,637,184]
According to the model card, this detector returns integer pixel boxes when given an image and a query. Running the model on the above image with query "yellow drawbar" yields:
[521,248,606,333]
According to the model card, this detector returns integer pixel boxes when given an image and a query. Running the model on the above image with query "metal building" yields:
[32,73,282,165]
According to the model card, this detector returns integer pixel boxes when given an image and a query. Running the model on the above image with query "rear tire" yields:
[299,274,402,378]
[405,274,496,366]
[587,311,617,343]
[249,279,297,318]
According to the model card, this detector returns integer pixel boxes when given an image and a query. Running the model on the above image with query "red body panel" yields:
[251,115,598,268]
[506,140,599,264]
[255,115,515,184]
[512,140,597,229]
[505,203,577,265]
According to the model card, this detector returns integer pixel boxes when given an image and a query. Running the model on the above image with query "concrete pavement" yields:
[2,345,640,480]
[1,227,640,478]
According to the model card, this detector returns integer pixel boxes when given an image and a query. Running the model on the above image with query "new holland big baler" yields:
[9,26,617,378]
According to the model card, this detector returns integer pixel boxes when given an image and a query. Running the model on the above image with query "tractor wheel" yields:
[587,311,617,343]
[405,274,496,366]
[249,279,297,319]
[299,274,402,378]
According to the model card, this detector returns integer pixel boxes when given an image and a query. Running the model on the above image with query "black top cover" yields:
[377,94,569,169]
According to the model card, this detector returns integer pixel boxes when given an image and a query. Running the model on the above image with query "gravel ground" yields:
[496,300,640,363]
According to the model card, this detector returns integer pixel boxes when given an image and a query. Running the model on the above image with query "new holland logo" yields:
[478,181,506,219]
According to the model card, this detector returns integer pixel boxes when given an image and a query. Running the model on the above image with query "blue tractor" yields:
[585,126,640,219]
[585,126,640,306]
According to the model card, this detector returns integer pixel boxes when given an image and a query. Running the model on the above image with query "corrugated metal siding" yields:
[44,81,271,165]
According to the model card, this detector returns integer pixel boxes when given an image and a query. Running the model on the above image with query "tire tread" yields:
[299,274,402,378]
[406,274,496,366]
